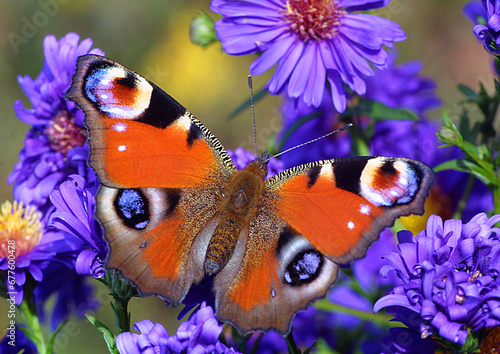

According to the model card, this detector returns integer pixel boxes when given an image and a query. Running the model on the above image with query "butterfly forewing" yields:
[267,156,435,264]
[66,54,235,189]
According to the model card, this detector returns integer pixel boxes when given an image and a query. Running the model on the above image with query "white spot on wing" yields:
[107,107,144,119]
[113,123,127,132]
[347,221,355,229]
[360,182,388,206]
[173,113,193,131]
[118,145,127,152]
[100,94,108,100]
[319,164,334,179]
[360,204,370,215]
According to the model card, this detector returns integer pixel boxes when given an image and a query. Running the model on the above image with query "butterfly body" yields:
[66,55,436,335]
[205,157,267,275]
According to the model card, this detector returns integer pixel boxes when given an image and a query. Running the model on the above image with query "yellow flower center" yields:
[399,184,454,235]
[283,0,345,41]
[0,201,43,258]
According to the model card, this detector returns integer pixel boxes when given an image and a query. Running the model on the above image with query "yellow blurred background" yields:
[0,0,495,352]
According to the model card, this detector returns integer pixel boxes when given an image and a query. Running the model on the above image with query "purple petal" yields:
[116,332,140,354]
[250,32,296,75]
[267,39,304,94]
[287,41,316,99]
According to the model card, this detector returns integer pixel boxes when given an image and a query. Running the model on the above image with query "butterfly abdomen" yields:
[204,159,268,275]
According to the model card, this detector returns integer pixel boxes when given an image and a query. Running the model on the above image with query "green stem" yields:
[19,296,47,353]
[313,299,399,329]
[349,119,370,156]
[285,331,301,354]
[453,174,476,219]
[493,183,500,215]
[98,270,138,334]
[112,296,132,333]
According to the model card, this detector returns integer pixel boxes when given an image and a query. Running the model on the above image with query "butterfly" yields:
[66,55,435,335]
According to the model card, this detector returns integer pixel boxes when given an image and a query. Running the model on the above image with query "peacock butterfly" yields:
[65,55,435,335]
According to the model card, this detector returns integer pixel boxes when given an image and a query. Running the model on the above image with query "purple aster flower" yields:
[365,51,441,116]
[116,302,240,353]
[374,213,500,348]
[0,201,69,304]
[8,33,103,213]
[227,147,284,177]
[49,174,107,279]
[464,0,500,55]
[175,274,217,320]
[379,308,442,353]
[210,0,406,111]
[0,327,37,354]
[278,51,440,167]
[279,88,351,168]
[463,0,487,25]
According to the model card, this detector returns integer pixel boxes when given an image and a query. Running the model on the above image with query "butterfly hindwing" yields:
[97,185,221,304]
[214,208,339,334]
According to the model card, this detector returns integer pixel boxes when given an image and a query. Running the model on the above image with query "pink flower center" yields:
[44,111,87,156]
[283,0,345,41]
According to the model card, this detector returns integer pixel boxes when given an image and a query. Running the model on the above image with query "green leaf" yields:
[457,83,478,100]
[432,159,468,173]
[230,325,252,353]
[47,320,68,354]
[303,341,320,354]
[460,159,496,186]
[285,331,301,354]
[228,88,268,120]
[85,314,119,354]
[17,326,40,351]
[433,159,496,186]
[341,98,419,121]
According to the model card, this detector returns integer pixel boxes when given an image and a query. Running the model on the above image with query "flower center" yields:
[400,185,453,234]
[0,201,43,257]
[283,0,345,41]
[44,111,87,156]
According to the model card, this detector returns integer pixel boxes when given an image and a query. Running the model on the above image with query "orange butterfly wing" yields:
[268,156,435,264]
[214,156,434,334]
[66,55,233,189]
[214,208,339,334]
[66,55,235,303]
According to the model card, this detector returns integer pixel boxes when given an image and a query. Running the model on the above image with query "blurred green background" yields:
[0,0,495,352]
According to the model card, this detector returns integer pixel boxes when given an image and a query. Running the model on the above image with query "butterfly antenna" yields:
[248,75,258,157]
[267,123,353,162]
